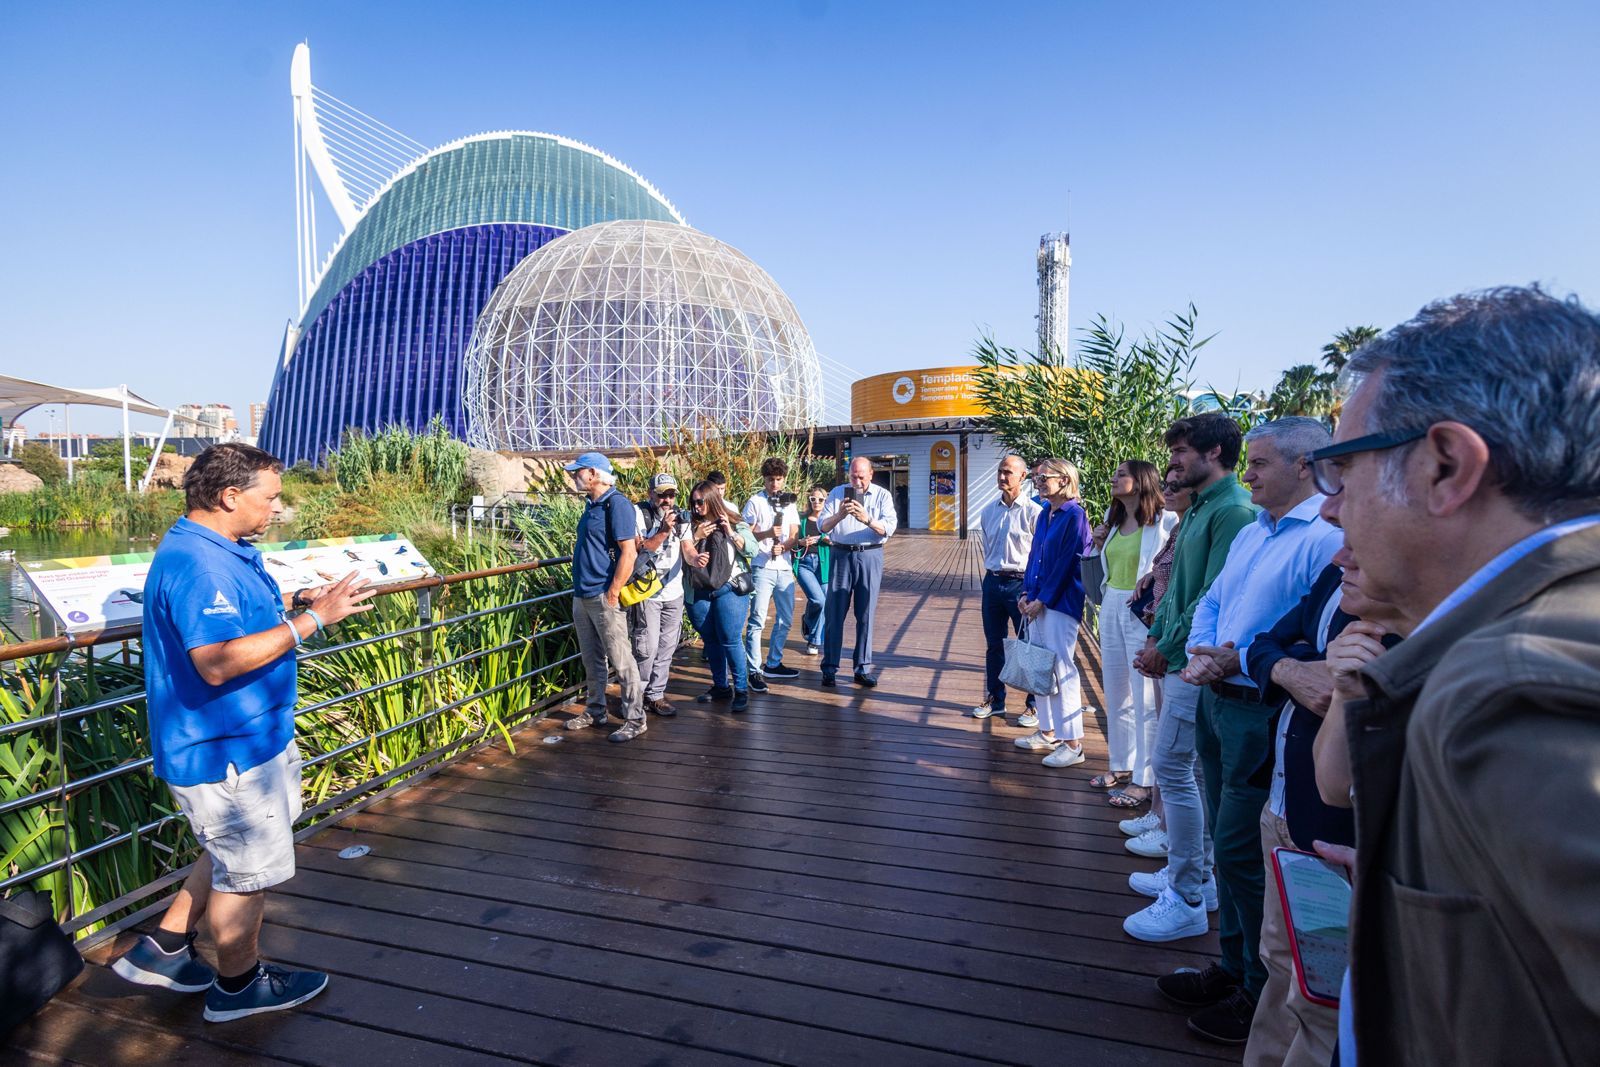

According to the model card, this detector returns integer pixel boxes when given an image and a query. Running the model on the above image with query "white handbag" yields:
[1000,622,1059,696]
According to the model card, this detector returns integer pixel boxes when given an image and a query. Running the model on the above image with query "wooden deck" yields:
[11,533,1234,1066]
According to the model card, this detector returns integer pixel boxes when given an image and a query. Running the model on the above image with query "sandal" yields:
[1107,788,1151,809]
[1090,772,1131,790]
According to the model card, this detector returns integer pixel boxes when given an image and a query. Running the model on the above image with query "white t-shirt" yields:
[635,503,688,602]
[742,493,800,570]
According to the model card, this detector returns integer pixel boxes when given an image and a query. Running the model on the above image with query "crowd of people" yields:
[108,286,1598,1060]
[562,451,899,741]
[971,286,1600,1065]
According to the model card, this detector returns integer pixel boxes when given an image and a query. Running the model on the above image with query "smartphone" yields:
[1270,847,1351,1008]
[843,486,865,505]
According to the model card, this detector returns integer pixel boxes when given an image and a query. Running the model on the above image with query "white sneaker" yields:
[1123,886,1209,942]
[1129,867,1219,912]
[1042,743,1086,768]
[1126,827,1169,858]
[1119,810,1162,838]
[971,702,1003,719]
[1016,711,1039,728]
[1013,730,1062,752]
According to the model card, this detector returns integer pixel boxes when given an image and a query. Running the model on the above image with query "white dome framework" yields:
[463,220,824,452]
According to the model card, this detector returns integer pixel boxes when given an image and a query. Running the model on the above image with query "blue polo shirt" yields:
[143,517,297,786]
[572,488,637,597]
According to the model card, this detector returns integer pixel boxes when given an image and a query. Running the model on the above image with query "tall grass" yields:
[332,416,468,501]
[0,478,183,533]
[1,525,580,932]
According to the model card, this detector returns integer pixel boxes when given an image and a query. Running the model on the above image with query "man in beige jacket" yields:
[1308,286,1600,1065]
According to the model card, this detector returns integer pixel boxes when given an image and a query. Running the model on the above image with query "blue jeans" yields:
[795,555,826,647]
[744,567,795,671]
[980,572,1035,711]
[688,583,750,691]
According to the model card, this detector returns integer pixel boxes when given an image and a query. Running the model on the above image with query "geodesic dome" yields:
[463,219,823,451]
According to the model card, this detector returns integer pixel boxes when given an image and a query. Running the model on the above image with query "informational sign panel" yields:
[20,534,432,633]
[929,439,958,533]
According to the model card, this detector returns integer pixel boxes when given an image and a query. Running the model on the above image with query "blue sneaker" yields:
[203,963,329,1022]
[111,934,215,993]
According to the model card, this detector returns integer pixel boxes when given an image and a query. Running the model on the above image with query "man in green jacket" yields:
[1124,413,1257,946]
[1310,286,1600,1065]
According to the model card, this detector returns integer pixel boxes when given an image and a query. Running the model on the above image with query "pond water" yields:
[0,528,156,642]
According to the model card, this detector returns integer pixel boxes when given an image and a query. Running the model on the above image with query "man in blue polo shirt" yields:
[111,444,373,1023]
[562,451,647,742]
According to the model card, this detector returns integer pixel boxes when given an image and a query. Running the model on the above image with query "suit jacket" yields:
[1347,523,1600,1065]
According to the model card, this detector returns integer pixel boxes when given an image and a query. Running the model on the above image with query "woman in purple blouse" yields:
[1015,457,1093,768]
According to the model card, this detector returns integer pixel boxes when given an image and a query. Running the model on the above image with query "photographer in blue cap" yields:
[562,452,647,742]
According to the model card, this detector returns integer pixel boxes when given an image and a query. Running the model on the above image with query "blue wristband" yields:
[304,608,325,634]
[283,618,302,648]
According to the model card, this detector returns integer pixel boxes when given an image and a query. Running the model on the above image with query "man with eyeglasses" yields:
[1130,417,1341,1045]
[1303,287,1600,1067]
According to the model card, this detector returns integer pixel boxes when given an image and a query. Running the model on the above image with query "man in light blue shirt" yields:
[1158,417,1340,1043]
[818,456,898,687]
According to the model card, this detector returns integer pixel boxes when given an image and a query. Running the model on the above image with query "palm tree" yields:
[1321,325,1382,376]
[1267,364,1335,421]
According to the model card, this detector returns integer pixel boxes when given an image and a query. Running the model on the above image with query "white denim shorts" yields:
[168,740,303,894]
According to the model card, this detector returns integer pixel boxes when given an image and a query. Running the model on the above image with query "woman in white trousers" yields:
[1086,460,1178,806]
[1014,458,1094,768]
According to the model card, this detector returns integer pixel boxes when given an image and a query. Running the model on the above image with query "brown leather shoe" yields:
[649,698,677,717]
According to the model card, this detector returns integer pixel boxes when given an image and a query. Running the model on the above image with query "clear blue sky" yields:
[4,0,1597,435]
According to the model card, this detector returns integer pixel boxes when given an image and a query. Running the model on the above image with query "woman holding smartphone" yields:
[792,484,832,656]
[682,482,759,712]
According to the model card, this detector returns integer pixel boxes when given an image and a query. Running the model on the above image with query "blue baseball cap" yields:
[563,452,614,475]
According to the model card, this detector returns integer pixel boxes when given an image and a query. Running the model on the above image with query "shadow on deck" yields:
[11,534,1234,1066]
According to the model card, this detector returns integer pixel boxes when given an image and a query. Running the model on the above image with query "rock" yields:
[0,464,44,493]
[146,452,194,490]
[465,448,506,500]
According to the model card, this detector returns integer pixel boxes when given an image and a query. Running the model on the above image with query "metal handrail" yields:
[0,551,579,937]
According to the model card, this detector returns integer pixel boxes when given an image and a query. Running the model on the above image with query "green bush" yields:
[17,442,66,485]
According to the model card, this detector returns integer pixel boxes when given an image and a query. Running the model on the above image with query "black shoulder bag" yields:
[1,889,84,1035]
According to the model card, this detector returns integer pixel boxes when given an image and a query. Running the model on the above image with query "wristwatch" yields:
[292,589,313,610]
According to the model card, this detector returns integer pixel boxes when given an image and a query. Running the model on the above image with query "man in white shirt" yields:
[742,457,802,691]
[631,472,690,717]
[818,457,899,687]
[973,454,1043,725]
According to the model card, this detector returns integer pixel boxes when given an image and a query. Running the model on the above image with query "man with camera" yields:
[742,457,803,691]
[818,456,899,687]
[632,472,691,717]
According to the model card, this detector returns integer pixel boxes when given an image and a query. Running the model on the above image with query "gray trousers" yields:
[1151,675,1214,901]
[630,595,684,701]
[822,545,883,676]
[573,594,644,723]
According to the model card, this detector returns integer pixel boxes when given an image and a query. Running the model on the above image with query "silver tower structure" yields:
[1037,232,1071,359]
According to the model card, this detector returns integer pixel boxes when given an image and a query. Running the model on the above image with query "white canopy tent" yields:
[0,374,205,491]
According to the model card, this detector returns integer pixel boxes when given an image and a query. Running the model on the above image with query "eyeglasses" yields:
[657,491,677,499]
[1305,427,1429,496]
[689,497,705,507]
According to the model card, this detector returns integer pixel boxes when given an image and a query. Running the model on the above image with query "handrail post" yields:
[52,651,72,926]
